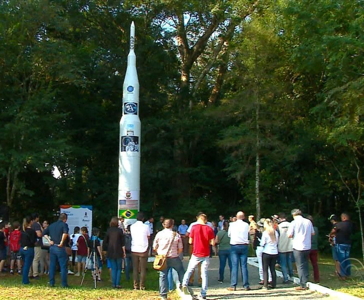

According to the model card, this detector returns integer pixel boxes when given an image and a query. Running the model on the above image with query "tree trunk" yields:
[255,101,261,220]
[6,166,17,208]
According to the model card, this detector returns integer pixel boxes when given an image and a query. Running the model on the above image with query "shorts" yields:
[76,255,87,263]
[10,251,22,260]
[332,245,338,261]
[96,257,103,268]
[0,248,6,261]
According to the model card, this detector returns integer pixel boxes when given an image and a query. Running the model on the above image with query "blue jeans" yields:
[20,247,34,284]
[279,252,293,281]
[160,257,185,297]
[218,249,231,281]
[125,255,132,280]
[168,267,174,291]
[230,244,249,288]
[336,244,351,277]
[109,258,122,287]
[293,249,310,288]
[49,245,68,287]
[182,255,210,297]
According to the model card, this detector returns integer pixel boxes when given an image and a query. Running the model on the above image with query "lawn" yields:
[0,263,180,300]
[1,257,364,299]
[313,256,364,299]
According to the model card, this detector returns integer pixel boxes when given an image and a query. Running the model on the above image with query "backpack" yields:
[9,230,21,252]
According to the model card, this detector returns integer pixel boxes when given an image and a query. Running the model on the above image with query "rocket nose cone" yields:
[130,22,135,50]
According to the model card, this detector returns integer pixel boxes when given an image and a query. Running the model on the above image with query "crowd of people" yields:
[0,209,354,300]
[151,209,354,299]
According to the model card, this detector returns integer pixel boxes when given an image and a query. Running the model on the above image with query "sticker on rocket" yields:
[126,124,134,136]
[118,200,138,209]
[124,102,138,115]
[121,136,139,152]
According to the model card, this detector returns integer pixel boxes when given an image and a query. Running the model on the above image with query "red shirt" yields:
[190,224,214,257]
[4,228,9,246]
[77,234,89,256]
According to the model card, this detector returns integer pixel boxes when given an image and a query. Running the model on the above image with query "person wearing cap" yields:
[278,212,293,283]
[328,214,340,275]
[227,211,251,291]
[287,209,314,290]
[330,213,354,279]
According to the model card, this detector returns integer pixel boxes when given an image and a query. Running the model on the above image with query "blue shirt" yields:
[178,224,188,235]
[43,220,69,244]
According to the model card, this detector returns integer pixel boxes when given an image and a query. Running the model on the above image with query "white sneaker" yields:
[68,270,74,275]
[74,272,80,276]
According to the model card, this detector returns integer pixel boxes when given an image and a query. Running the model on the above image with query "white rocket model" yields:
[118,22,140,223]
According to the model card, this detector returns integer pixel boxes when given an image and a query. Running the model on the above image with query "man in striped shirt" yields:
[153,219,184,300]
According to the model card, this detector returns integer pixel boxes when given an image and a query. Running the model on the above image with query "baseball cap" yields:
[328,214,338,221]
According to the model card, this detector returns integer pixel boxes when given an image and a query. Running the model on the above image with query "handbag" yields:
[153,232,176,271]
[153,254,167,271]
[86,257,94,270]
[42,236,51,248]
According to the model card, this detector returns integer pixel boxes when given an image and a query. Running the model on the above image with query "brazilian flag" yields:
[119,209,138,219]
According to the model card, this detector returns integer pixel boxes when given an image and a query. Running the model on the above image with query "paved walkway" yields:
[179,257,342,300]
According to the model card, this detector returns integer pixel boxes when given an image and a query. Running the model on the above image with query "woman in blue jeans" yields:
[103,217,126,288]
[215,221,231,283]
[19,216,37,284]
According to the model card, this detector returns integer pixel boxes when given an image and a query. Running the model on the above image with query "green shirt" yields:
[216,229,230,251]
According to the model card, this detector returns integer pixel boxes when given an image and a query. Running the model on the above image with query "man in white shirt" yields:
[227,211,250,291]
[130,212,150,290]
[287,209,314,290]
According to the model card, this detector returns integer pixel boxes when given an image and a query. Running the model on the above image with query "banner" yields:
[60,205,92,236]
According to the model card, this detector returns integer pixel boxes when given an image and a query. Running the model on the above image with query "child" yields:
[74,227,89,276]
[9,221,22,274]
[70,226,81,272]
[88,227,103,281]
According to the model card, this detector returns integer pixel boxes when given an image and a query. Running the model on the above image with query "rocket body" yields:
[118,22,140,223]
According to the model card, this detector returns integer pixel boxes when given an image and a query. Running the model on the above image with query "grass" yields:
[313,256,364,299]
[1,257,364,299]
[0,263,180,300]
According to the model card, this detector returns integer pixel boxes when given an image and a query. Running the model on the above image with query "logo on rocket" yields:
[124,102,138,115]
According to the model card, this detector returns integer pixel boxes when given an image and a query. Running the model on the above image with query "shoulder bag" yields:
[42,236,51,248]
[153,232,176,271]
